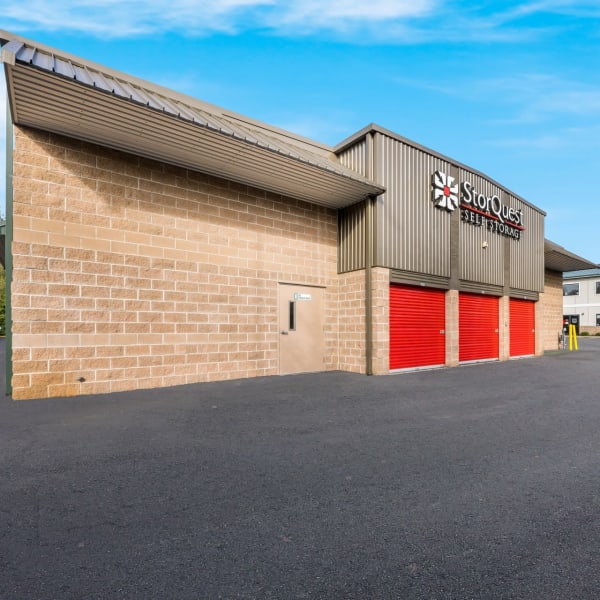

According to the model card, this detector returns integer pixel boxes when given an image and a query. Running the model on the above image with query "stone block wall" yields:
[371,267,390,375]
[11,127,348,399]
[539,269,564,352]
[336,270,367,374]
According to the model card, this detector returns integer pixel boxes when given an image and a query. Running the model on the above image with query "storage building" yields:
[1,31,595,399]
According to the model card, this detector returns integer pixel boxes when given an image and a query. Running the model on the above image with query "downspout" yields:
[5,92,13,395]
[365,132,376,375]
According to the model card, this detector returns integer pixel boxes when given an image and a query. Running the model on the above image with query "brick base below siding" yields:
[539,270,564,352]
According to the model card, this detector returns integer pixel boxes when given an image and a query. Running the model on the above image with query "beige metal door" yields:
[278,283,325,375]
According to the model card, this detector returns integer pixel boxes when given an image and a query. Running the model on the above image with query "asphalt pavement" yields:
[2,339,600,599]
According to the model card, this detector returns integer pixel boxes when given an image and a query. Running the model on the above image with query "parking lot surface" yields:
[2,339,600,599]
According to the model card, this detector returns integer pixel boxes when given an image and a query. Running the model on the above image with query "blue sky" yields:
[2,0,600,262]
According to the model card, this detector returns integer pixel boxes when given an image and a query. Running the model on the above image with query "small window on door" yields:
[596,314,600,326]
[289,301,296,331]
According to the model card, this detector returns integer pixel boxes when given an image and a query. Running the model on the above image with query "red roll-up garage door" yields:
[389,284,446,370]
[510,298,535,357]
[459,293,499,362]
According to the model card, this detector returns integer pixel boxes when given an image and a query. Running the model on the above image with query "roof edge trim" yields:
[0,39,22,66]
[544,238,598,273]
[0,30,333,155]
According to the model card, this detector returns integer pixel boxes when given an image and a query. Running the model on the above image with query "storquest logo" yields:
[431,170,458,212]
[429,168,525,240]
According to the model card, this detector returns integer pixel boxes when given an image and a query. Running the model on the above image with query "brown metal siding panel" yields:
[509,199,545,292]
[458,169,504,286]
[337,140,368,273]
[338,201,366,273]
[374,134,451,277]
[390,269,449,289]
[340,131,546,292]
[338,127,546,293]
[459,281,503,296]
[337,139,368,178]
[509,289,539,301]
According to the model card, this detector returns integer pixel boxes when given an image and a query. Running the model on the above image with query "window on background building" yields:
[597,314,600,326]
[596,282,600,294]
[563,283,580,296]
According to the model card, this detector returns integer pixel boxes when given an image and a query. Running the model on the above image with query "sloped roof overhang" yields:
[544,239,597,273]
[1,33,383,209]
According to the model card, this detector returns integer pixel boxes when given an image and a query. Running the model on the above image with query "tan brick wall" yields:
[371,267,390,375]
[11,127,349,399]
[579,326,600,335]
[335,267,390,375]
[445,289,459,367]
[499,296,510,361]
[337,270,367,374]
[539,269,563,352]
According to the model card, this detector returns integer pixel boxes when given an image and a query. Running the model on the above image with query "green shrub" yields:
[581,331,590,336]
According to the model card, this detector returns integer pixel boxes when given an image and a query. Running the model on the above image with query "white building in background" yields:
[563,268,600,334]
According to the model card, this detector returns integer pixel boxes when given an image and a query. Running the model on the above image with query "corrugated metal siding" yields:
[337,140,368,272]
[459,293,499,362]
[509,288,539,301]
[338,201,366,273]
[338,131,546,292]
[389,284,446,370]
[509,198,544,292]
[459,281,503,296]
[509,298,536,357]
[374,134,452,276]
[337,139,368,178]
[390,269,449,289]
[458,169,504,286]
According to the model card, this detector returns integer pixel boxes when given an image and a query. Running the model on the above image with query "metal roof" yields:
[0,32,383,209]
[544,239,597,273]
[563,268,600,279]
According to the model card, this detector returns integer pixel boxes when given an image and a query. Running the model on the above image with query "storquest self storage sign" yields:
[431,170,525,240]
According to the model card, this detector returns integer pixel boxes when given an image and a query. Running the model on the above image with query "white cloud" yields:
[390,70,600,153]
[4,0,594,43]
[0,0,576,44]
[3,0,598,44]
[272,113,357,145]
[487,121,600,155]
[1,0,437,38]
[2,0,276,36]
[500,0,600,20]
[267,0,441,40]
[411,71,600,128]
[486,74,600,121]
[537,88,600,115]
[271,0,435,28]
[488,133,567,151]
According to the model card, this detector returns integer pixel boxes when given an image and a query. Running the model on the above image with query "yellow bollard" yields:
[568,324,578,352]
[569,324,573,351]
